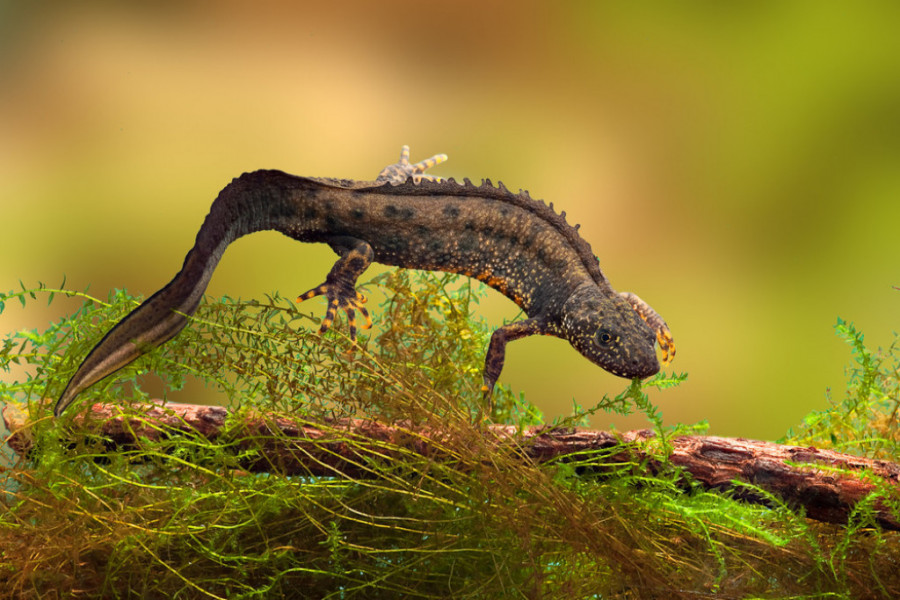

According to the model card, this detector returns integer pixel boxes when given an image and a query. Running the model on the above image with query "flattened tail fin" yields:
[53,221,229,416]
[53,279,202,416]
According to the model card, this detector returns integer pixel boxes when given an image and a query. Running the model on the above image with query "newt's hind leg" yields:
[620,292,675,365]
[297,237,374,341]
[377,145,448,184]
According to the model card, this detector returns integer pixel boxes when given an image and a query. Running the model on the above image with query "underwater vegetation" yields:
[0,271,898,599]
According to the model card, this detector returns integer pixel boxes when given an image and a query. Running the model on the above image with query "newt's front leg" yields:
[482,317,546,399]
[620,292,675,365]
[297,237,374,341]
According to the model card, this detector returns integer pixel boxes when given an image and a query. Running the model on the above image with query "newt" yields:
[53,146,674,416]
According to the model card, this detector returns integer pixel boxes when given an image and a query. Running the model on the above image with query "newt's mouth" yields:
[631,357,661,379]
[610,358,659,380]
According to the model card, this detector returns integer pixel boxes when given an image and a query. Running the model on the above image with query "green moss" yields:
[783,318,900,462]
[1,274,899,598]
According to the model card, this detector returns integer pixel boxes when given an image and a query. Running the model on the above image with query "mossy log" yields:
[4,401,899,531]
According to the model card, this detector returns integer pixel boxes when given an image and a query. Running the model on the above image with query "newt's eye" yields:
[595,329,616,347]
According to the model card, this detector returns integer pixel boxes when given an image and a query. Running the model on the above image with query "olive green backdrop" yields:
[2,2,898,439]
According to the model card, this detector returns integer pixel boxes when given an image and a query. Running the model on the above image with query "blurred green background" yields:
[1,2,898,439]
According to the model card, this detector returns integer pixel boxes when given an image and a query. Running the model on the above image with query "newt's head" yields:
[560,284,660,379]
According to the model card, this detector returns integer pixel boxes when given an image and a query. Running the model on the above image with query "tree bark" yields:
[4,401,899,531]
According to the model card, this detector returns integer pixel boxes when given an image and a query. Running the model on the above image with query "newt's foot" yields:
[620,292,676,366]
[297,284,372,341]
[377,145,448,184]
[298,237,375,342]
[655,328,675,366]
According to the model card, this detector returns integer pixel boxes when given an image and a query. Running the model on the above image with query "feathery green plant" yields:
[1,273,899,599]
[783,318,900,462]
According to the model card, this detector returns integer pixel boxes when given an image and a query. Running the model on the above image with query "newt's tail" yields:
[54,258,211,416]
[52,176,263,416]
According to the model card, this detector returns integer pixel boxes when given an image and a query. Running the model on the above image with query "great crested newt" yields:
[54,146,674,416]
